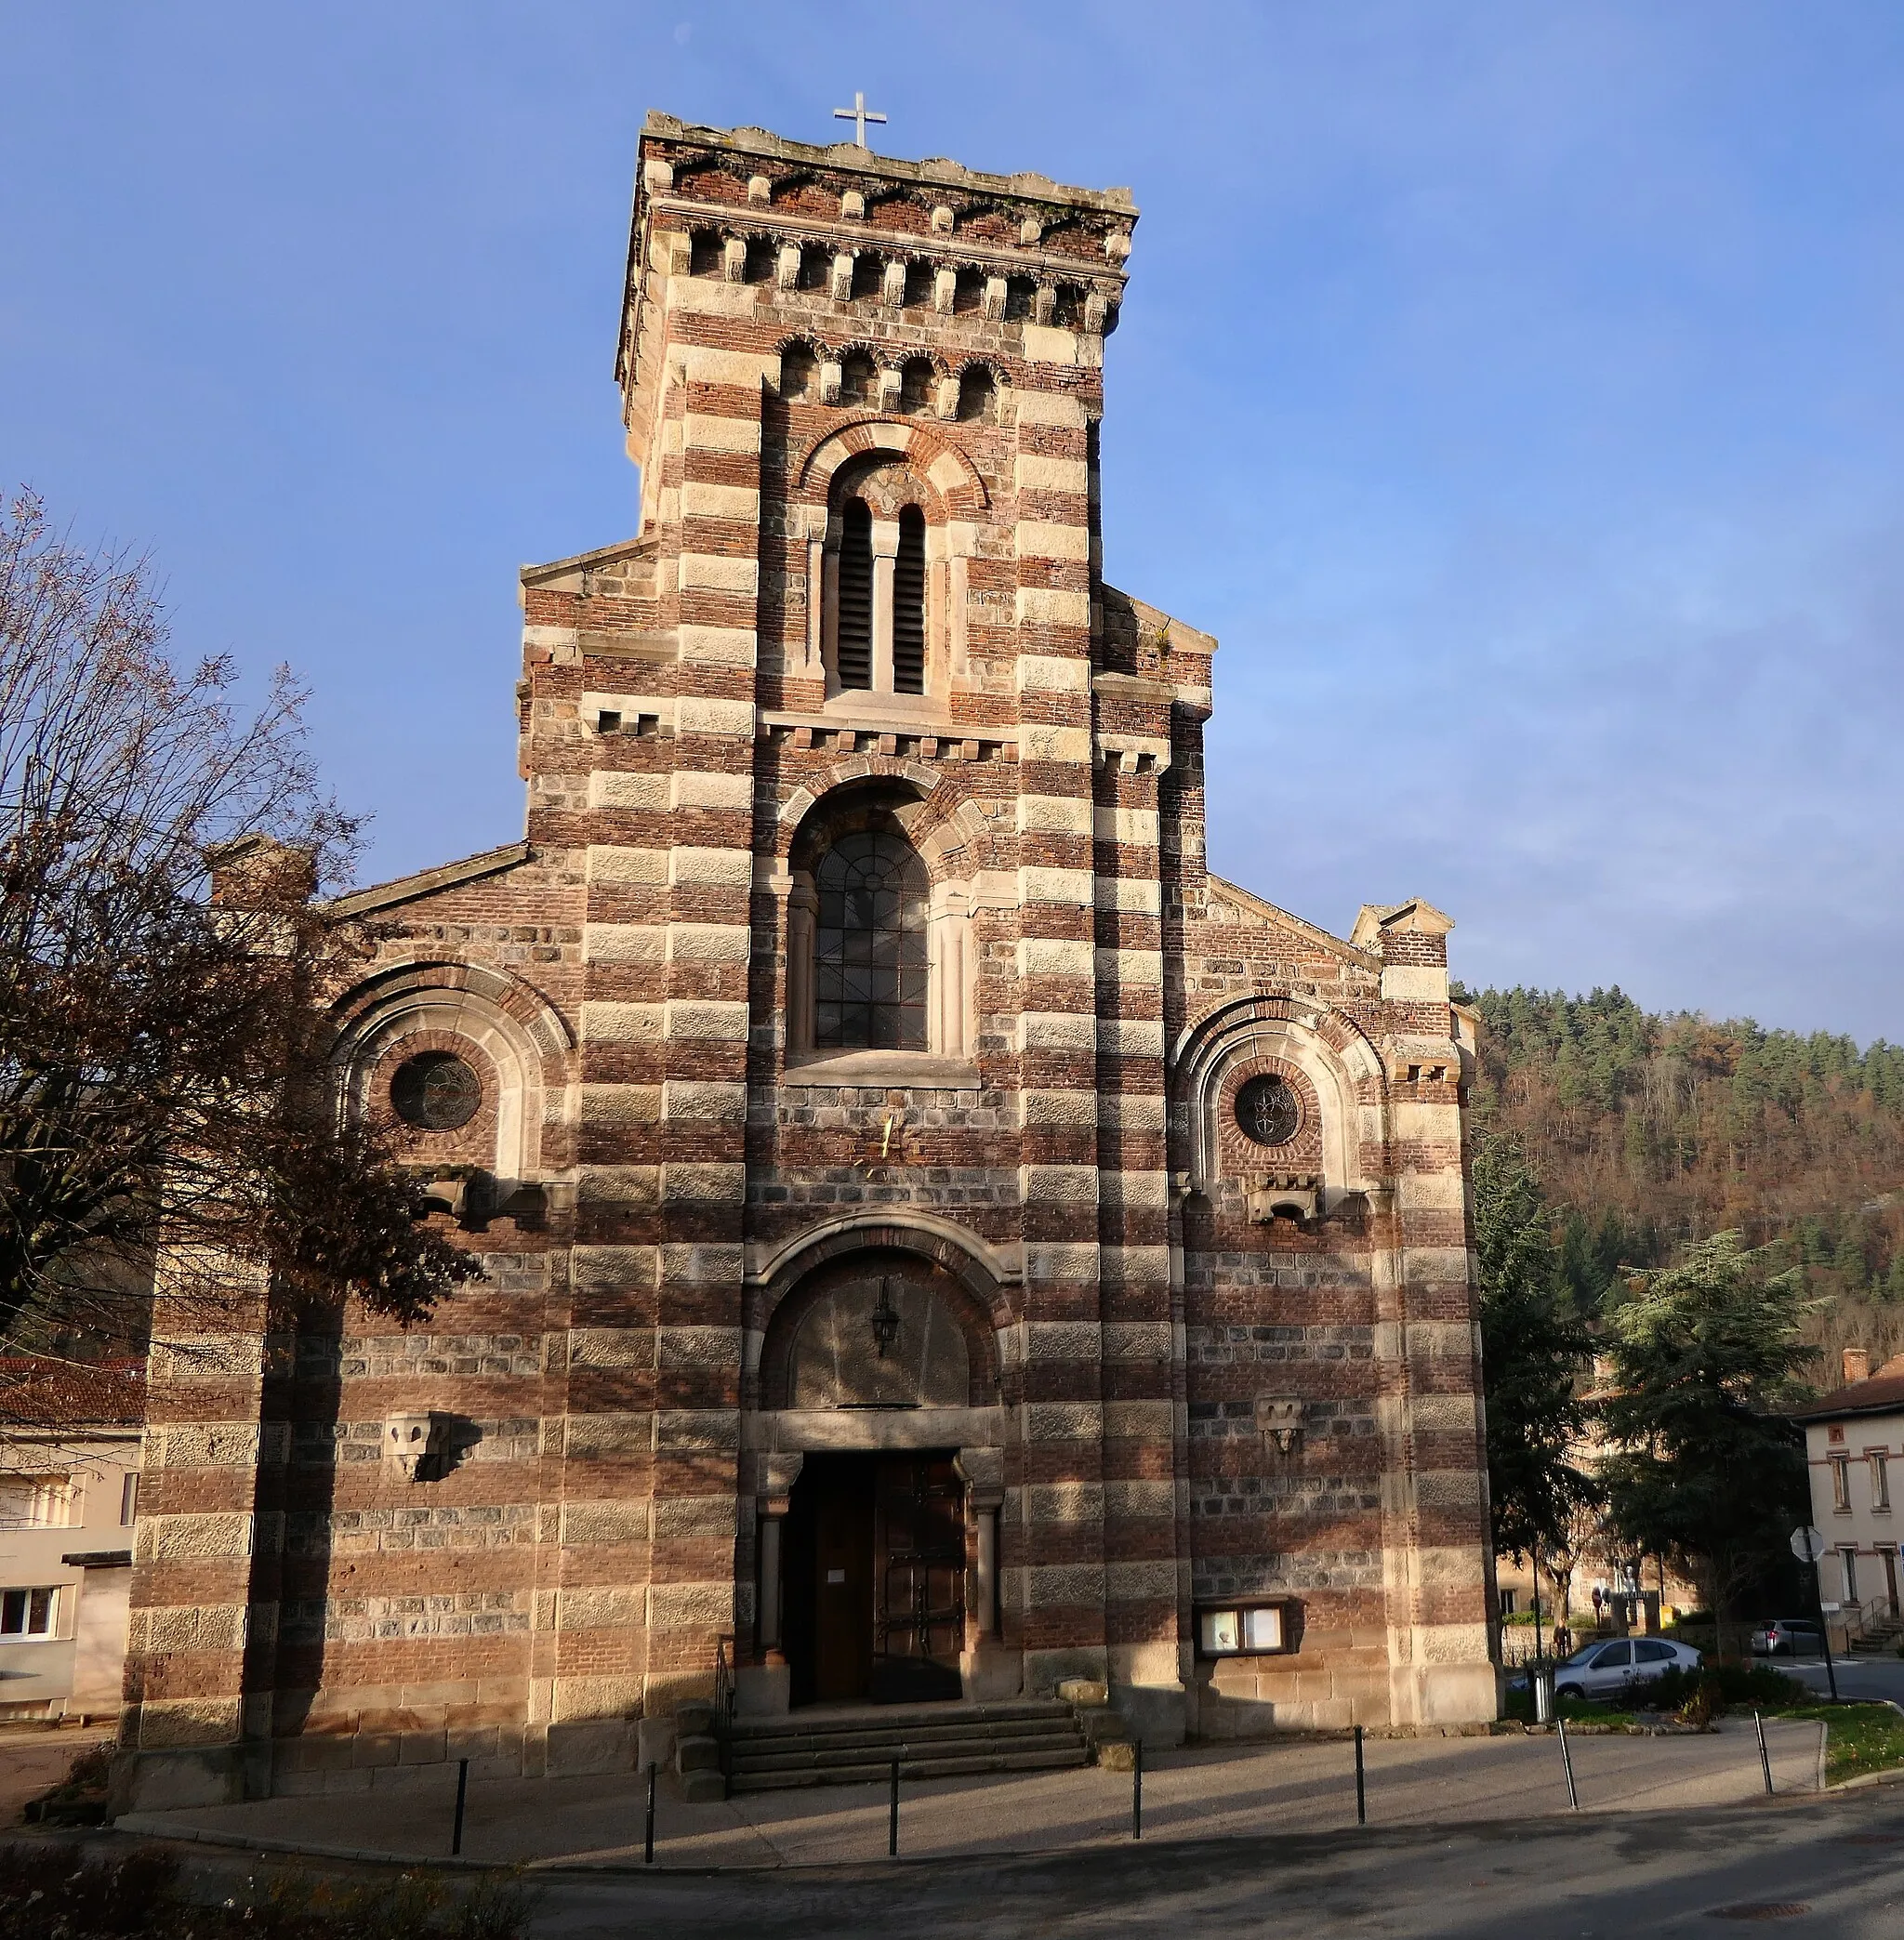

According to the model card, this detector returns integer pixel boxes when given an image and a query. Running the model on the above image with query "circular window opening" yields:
[390,1052,483,1132]
[1236,1075,1301,1148]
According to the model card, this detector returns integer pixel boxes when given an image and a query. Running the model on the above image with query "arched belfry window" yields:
[837,500,874,691]
[821,468,948,705]
[893,507,926,694]
[813,832,928,1049]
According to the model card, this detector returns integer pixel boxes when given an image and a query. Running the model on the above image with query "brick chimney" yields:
[1844,1346,1871,1386]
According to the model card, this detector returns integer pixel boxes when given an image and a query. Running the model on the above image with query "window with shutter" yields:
[892,507,926,695]
[836,500,874,690]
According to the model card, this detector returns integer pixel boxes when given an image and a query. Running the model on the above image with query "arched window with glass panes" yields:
[812,831,929,1049]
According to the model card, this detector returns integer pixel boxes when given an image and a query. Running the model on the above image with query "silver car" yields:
[1553,1635,1702,1702]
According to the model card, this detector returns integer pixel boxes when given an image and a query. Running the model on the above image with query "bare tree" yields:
[0,491,477,1423]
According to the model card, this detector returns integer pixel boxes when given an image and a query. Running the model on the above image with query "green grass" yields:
[1766,1702,1904,1786]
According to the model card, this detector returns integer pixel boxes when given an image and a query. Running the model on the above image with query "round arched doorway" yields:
[758,1250,1002,1706]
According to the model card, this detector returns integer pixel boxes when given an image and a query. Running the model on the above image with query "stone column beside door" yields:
[736,1452,802,1717]
[956,1446,1018,1700]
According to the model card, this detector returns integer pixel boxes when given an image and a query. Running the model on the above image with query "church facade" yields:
[118,113,1496,1806]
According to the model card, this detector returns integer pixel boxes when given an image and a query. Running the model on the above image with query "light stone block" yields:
[666,922,751,964]
[1012,389,1090,428]
[670,771,753,811]
[1018,1012,1096,1054]
[668,846,754,888]
[662,1162,747,1204]
[1094,877,1161,914]
[1014,651,1092,692]
[1104,1400,1173,1441]
[588,772,667,812]
[1020,1164,1099,1204]
[1024,1321,1103,1362]
[575,1168,662,1208]
[676,625,757,667]
[1092,806,1159,846]
[1026,1482,1104,1524]
[549,1675,644,1722]
[1016,520,1091,561]
[571,1247,656,1293]
[1100,1171,1169,1212]
[1018,865,1094,906]
[661,1079,748,1120]
[656,1326,743,1366]
[562,1412,653,1457]
[1098,1019,1164,1057]
[1015,587,1092,628]
[680,483,760,524]
[1102,1322,1172,1363]
[1025,1402,1104,1441]
[579,1001,664,1045]
[560,1499,650,1547]
[1019,723,1092,764]
[1013,455,1089,494]
[1017,794,1093,836]
[664,999,750,1041]
[557,1588,644,1630]
[681,414,762,455]
[151,1513,254,1561]
[647,1580,735,1629]
[1018,937,1094,978]
[567,1328,656,1368]
[675,695,756,736]
[1020,1089,1098,1128]
[579,1084,662,1127]
[1025,1243,1099,1281]
[654,1410,740,1450]
[1382,963,1449,1003]
[1025,1564,1104,1607]
[585,847,668,886]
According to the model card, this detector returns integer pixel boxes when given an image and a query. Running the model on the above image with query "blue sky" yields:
[5,3,1902,1041]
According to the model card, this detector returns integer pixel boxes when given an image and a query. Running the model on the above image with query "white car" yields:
[1553,1635,1702,1703]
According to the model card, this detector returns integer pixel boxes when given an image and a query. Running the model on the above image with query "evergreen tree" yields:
[1472,1136,1598,1563]
[1599,1233,1820,1648]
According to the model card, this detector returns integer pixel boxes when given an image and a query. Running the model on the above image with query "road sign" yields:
[1791,1525,1828,1564]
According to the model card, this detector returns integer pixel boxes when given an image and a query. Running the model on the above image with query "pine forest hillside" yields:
[1455,984,1904,1385]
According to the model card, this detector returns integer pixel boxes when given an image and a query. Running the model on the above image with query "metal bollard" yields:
[1132,1736,1144,1840]
[644,1762,656,1865]
[1755,1710,1775,1798]
[1355,1724,1367,1826]
[889,1754,901,1856]
[450,1756,469,1855]
[1556,1714,1580,1811]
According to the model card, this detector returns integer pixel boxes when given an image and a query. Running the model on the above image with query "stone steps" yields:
[721,1699,1091,1794]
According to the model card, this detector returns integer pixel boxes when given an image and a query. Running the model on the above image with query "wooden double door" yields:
[784,1452,966,1706]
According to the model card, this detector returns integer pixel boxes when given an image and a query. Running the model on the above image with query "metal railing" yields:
[713,1632,735,1727]
[1835,1591,1898,1652]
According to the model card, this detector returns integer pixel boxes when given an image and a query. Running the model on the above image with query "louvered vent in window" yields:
[837,500,874,690]
[893,507,926,694]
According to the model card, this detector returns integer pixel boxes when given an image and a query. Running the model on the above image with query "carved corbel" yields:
[954,1445,1006,1511]
[760,1451,805,1519]
[1254,1397,1303,1457]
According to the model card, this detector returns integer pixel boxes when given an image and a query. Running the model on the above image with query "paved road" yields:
[1786,1655,1904,1705]
[516,1789,1904,1937]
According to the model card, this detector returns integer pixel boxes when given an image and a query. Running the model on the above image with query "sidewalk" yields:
[108,1721,1825,1870]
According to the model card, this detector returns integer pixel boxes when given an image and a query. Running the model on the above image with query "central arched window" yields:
[813,832,928,1049]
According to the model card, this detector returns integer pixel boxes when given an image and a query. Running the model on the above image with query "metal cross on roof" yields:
[832,91,887,149]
